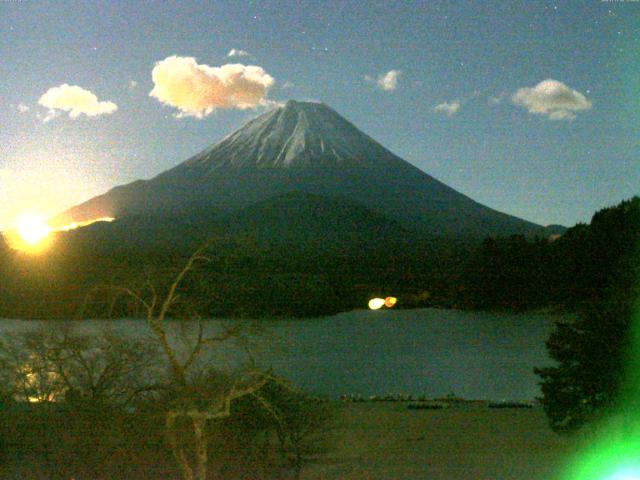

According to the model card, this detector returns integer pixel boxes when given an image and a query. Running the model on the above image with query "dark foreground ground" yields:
[304,402,579,480]
[0,401,583,480]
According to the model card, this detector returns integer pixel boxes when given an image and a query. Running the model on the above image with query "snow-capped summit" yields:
[168,100,398,172]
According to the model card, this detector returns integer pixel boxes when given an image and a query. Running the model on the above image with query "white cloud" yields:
[282,81,295,89]
[433,100,460,117]
[366,70,401,91]
[17,103,30,113]
[38,84,118,119]
[149,55,275,118]
[488,92,506,105]
[378,70,401,91]
[512,79,591,121]
[37,109,60,123]
[548,110,577,121]
[228,49,250,57]
[128,80,138,90]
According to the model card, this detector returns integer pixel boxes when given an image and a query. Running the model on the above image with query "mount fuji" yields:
[56,100,551,238]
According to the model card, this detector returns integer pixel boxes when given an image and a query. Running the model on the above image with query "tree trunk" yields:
[167,413,194,480]
[192,413,208,480]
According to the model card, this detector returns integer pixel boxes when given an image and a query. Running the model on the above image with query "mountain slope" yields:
[59,191,408,253]
[56,100,548,238]
[220,191,410,245]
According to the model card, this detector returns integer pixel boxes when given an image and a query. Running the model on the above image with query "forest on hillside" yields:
[0,196,637,320]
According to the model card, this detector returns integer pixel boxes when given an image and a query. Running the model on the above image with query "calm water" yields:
[0,308,569,401]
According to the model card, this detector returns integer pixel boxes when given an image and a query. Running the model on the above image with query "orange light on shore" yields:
[384,296,397,308]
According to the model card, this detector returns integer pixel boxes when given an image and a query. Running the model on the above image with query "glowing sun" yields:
[15,213,51,245]
[2,212,53,253]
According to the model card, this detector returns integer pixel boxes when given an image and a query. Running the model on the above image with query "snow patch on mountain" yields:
[173,100,397,173]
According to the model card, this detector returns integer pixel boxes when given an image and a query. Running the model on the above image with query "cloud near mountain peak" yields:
[149,55,275,118]
[366,70,401,91]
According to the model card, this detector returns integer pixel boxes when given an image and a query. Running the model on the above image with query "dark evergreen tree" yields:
[535,197,640,432]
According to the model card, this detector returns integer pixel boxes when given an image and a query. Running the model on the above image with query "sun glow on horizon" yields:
[2,212,54,253]
[55,216,115,231]
[2,213,116,254]
[15,213,50,246]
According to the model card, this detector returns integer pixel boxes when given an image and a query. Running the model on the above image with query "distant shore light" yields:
[368,298,385,310]
[368,296,398,310]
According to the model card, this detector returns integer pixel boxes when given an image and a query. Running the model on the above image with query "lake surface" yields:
[0,308,569,401]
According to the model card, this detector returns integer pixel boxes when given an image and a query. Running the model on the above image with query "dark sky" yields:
[0,0,638,228]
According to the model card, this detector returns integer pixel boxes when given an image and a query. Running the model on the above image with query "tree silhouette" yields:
[535,197,640,432]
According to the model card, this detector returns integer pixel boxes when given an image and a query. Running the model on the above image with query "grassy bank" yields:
[304,402,580,480]
[0,400,588,479]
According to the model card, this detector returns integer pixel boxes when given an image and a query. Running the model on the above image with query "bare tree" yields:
[0,328,63,404]
[87,244,279,480]
[0,324,159,407]
[0,325,168,479]
[250,382,334,480]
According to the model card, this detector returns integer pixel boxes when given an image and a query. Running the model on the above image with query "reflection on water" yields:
[0,308,570,401]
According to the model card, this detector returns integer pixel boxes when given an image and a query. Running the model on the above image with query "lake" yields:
[0,308,569,401]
